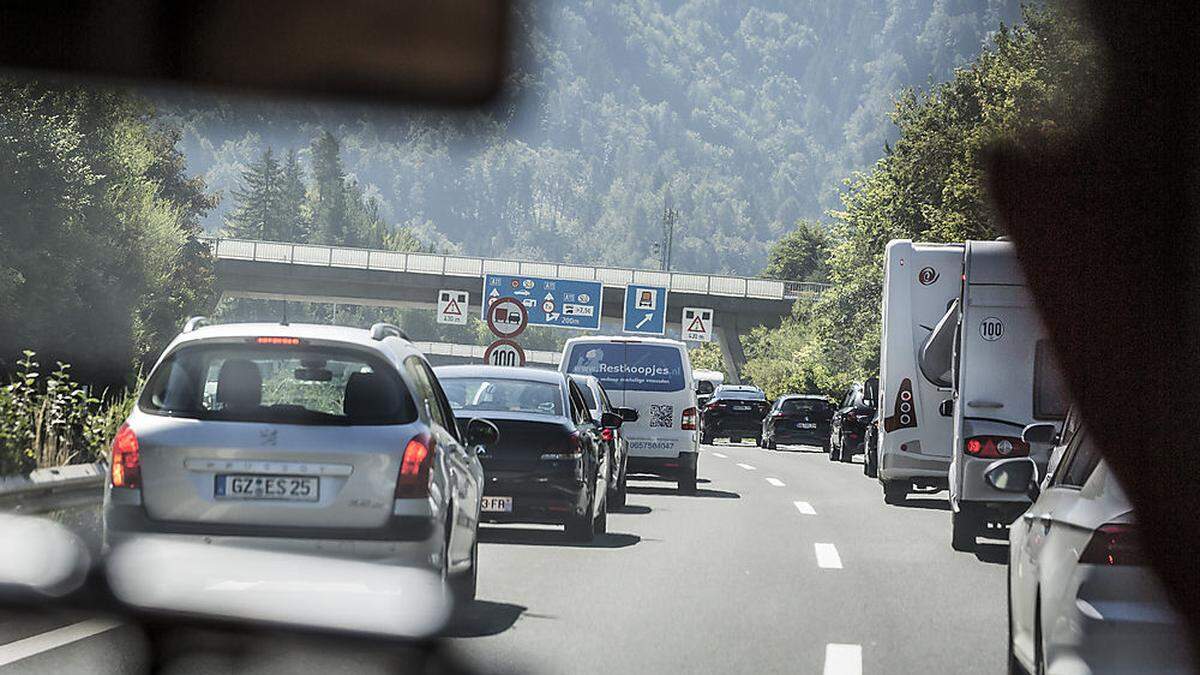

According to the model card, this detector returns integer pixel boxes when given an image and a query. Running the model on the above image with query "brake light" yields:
[705,401,723,410]
[110,423,141,488]
[681,407,698,430]
[541,431,583,461]
[601,428,614,442]
[964,435,1028,459]
[771,412,785,419]
[1079,523,1144,566]
[254,336,301,345]
[395,434,434,498]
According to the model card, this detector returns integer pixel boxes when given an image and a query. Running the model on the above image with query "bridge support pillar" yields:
[716,316,748,384]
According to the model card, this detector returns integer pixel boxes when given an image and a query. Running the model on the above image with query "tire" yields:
[864,446,878,478]
[753,433,763,447]
[594,492,608,534]
[767,437,777,450]
[610,465,627,509]
[951,507,978,552]
[828,432,840,461]
[882,480,907,504]
[678,464,698,495]
[838,440,853,463]
[700,430,713,445]
[451,539,478,605]
[565,490,596,542]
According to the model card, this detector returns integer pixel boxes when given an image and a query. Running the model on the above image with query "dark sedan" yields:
[828,379,878,463]
[699,385,770,445]
[760,395,834,450]
[435,365,620,542]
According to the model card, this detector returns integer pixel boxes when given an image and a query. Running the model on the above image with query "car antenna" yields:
[280,300,289,326]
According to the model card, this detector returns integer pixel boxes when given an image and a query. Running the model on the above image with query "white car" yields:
[103,319,495,603]
[987,414,1192,674]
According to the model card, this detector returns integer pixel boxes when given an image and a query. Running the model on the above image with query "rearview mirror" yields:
[938,399,954,417]
[600,411,624,429]
[616,407,639,423]
[984,457,1040,501]
[1022,422,1059,445]
[465,418,499,447]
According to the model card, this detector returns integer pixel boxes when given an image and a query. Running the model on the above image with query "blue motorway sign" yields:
[623,284,667,335]
[483,274,603,330]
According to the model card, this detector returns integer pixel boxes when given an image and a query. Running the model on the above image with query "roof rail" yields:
[370,323,410,342]
[182,316,209,332]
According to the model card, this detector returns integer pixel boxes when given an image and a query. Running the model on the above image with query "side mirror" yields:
[600,411,624,429]
[863,377,879,406]
[1021,422,1059,445]
[465,418,499,448]
[616,407,639,423]
[938,399,954,417]
[984,457,1041,501]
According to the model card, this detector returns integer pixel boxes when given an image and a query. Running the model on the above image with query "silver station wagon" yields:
[102,319,497,603]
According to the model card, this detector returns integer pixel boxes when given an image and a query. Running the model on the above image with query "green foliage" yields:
[761,220,831,282]
[743,5,1098,396]
[688,342,724,373]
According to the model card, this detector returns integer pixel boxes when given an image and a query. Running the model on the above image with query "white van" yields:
[693,368,724,408]
[560,336,699,493]
[876,240,963,504]
[923,240,1069,550]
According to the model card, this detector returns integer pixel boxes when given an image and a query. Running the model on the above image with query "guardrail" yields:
[202,237,830,301]
[0,463,105,514]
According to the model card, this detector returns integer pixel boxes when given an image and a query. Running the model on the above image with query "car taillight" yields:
[1079,523,1145,566]
[110,423,140,488]
[771,412,785,419]
[395,434,434,498]
[601,428,614,442]
[541,432,583,461]
[964,435,1029,459]
[681,407,698,430]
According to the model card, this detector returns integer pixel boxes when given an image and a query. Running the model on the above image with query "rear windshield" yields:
[564,343,686,392]
[440,377,564,416]
[715,388,766,400]
[780,399,831,414]
[139,343,417,425]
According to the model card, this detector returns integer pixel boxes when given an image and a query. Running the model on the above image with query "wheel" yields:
[594,491,608,534]
[565,491,596,542]
[951,507,978,551]
[701,429,713,445]
[753,433,763,447]
[767,437,777,450]
[864,445,878,478]
[882,480,907,504]
[450,539,478,605]
[610,464,627,509]
[838,439,853,463]
[678,464,697,495]
[828,432,841,461]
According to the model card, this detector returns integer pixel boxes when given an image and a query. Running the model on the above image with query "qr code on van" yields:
[649,404,674,428]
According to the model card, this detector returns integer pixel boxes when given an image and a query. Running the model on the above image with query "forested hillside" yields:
[154,0,1021,275]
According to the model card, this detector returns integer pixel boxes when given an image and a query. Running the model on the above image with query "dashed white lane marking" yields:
[765,477,785,487]
[736,463,756,471]
[794,500,817,515]
[0,618,122,666]
[712,452,728,458]
[814,543,843,569]
[823,643,862,675]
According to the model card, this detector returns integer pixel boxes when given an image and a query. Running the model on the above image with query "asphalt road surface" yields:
[0,443,1007,674]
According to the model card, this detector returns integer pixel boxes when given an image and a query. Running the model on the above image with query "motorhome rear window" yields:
[1033,340,1069,419]
[565,343,686,392]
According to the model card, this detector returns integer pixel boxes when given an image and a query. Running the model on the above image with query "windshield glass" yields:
[564,343,685,392]
[440,377,564,416]
[780,399,830,414]
[715,388,766,401]
[139,344,416,425]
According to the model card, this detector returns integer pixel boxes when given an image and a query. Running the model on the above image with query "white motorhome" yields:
[923,240,1069,551]
[876,241,964,504]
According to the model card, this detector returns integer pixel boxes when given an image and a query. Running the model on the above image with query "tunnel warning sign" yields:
[437,290,469,325]
[682,307,713,342]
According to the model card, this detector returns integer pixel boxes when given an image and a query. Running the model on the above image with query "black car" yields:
[828,378,878,463]
[759,395,834,450]
[570,374,638,509]
[699,385,770,445]
[435,365,621,542]
[863,410,880,477]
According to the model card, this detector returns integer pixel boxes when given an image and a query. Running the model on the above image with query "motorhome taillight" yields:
[681,407,698,430]
[1079,523,1144,566]
[964,435,1029,459]
[395,434,434,498]
[110,423,141,488]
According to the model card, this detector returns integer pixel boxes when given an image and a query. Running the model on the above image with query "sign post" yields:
[436,290,469,325]
[483,274,603,330]
[623,284,667,335]
[681,307,714,342]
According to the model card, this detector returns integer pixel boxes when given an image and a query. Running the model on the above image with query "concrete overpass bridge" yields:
[204,238,828,381]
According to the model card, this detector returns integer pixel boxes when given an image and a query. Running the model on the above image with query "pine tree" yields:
[280,148,307,242]
[224,147,284,240]
[309,130,351,246]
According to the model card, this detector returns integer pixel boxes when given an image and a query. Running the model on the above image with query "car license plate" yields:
[796,422,817,429]
[481,496,513,512]
[733,405,751,412]
[215,474,319,502]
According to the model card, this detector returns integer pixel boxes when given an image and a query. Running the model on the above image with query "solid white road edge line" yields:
[712,452,728,458]
[0,618,123,666]
[823,643,863,675]
[794,500,817,515]
[814,543,843,569]
[765,477,785,487]
[736,463,756,471]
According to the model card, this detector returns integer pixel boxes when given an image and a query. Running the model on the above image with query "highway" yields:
[0,443,1007,674]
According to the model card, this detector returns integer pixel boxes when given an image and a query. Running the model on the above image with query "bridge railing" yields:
[203,237,829,301]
